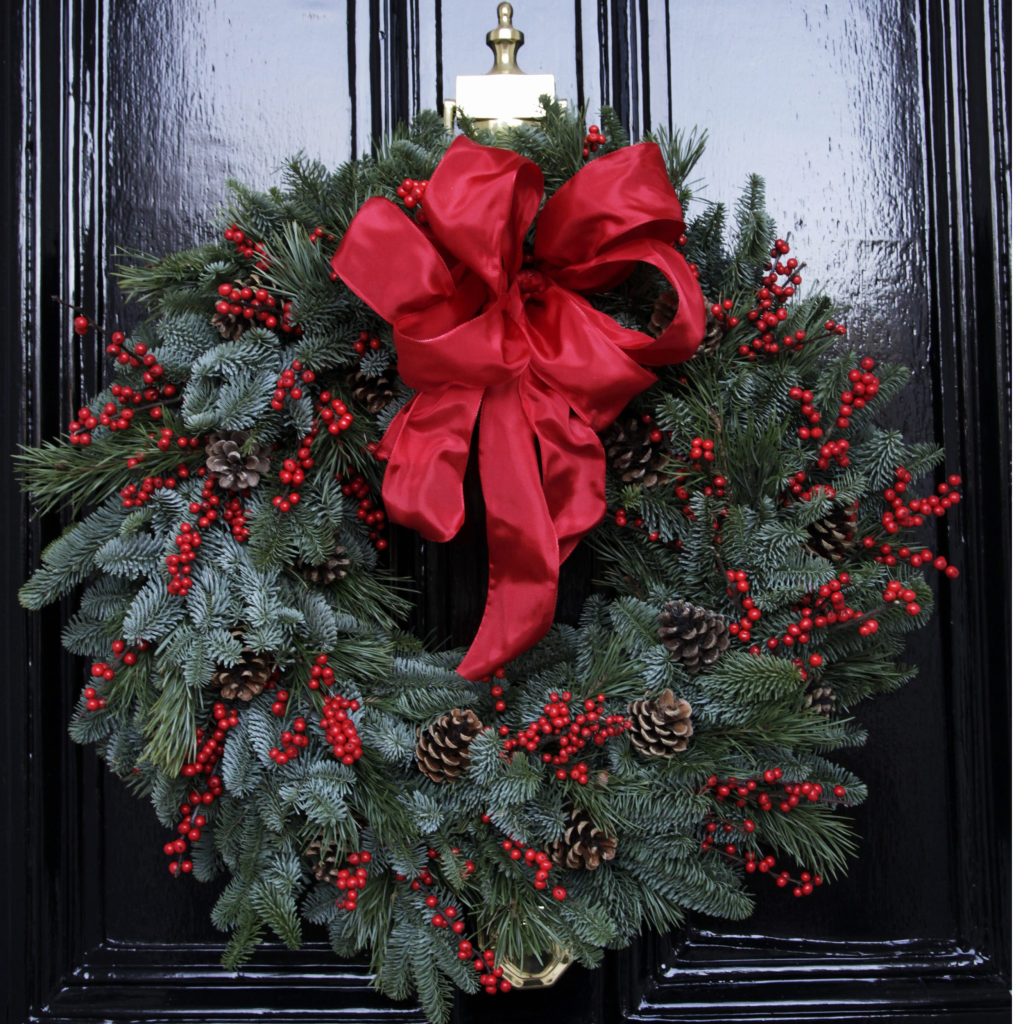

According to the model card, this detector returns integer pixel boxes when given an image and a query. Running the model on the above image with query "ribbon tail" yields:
[520,371,606,563]
[380,387,483,543]
[457,380,560,681]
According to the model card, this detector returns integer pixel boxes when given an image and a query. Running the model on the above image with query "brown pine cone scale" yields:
[212,628,274,701]
[629,688,694,758]
[205,431,272,491]
[415,708,485,783]
[347,369,396,414]
[658,600,730,671]
[304,838,340,882]
[303,543,352,585]
[804,684,836,717]
[806,508,857,564]
[550,807,617,871]
[603,416,672,489]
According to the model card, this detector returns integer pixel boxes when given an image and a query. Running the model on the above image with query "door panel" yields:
[2,1,1009,1022]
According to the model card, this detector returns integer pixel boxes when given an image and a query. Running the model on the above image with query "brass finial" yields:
[445,2,560,132]
[486,4,525,75]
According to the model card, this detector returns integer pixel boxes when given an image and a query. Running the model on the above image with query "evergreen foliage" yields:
[18,104,957,1023]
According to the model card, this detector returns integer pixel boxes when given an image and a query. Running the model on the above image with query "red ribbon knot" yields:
[332,135,705,679]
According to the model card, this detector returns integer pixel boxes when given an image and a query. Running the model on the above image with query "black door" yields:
[2,1,1010,1022]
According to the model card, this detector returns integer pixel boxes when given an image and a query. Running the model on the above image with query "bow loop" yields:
[422,135,544,292]
[534,143,684,271]
[332,136,705,679]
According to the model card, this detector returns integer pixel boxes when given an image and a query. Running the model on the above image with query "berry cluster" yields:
[611,504,683,547]
[318,391,355,434]
[272,430,316,513]
[222,494,250,542]
[502,691,628,782]
[879,467,962,535]
[787,358,880,470]
[271,360,317,411]
[882,579,924,618]
[155,427,202,452]
[67,329,177,444]
[168,521,202,596]
[582,123,606,159]
[84,638,151,711]
[736,238,805,359]
[725,567,752,599]
[305,653,336,691]
[352,330,382,355]
[274,434,315,513]
[164,769,226,877]
[689,436,715,463]
[861,469,962,578]
[835,358,880,427]
[119,464,190,508]
[708,298,740,330]
[395,854,510,992]
[84,659,113,710]
[271,383,358,514]
[396,177,428,209]
[308,225,337,245]
[334,850,372,911]
[269,715,310,766]
[67,402,125,445]
[342,474,389,551]
[181,703,240,779]
[745,574,880,662]
[223,224,268,270]
[700,773,834,899]
[726,583,761,645]
[866,539,960,576]
[109,333,174,392]
[499,836,564,897]
[487,668,508,713]
[706,769,846,809]
[67,332,179,445]
[399,857,471,937]
[169,472,256,591]
[81,682,107,711]
[319,694,363,764]
[169,711,234,877]
[470,949,511,995]
[216,280,301,334]
[696,770,831,901]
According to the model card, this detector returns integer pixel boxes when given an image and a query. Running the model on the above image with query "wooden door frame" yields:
[2,1,1009,1022]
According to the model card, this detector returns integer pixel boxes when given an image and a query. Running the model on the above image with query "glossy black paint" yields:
[1,1,1010,1022]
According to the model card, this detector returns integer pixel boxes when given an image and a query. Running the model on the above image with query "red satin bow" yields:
[332,135,704,679]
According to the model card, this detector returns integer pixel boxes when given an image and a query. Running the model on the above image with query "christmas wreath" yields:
[19,104,962,1022]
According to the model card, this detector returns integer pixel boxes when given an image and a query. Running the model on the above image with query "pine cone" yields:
[804,684,836,717]
[347,368,396,414]
[658,600,730,671]
[205,431,271,491]
[602,417,672,488]
[211,279,254,339]
[303,837,340,882]
[550,807,617,871]
[648,291,724,356]
[806,508,857,564]
[415,708,484,783]
[629,688,694,758]
[211,630,275,701]
[303,543,351,585]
